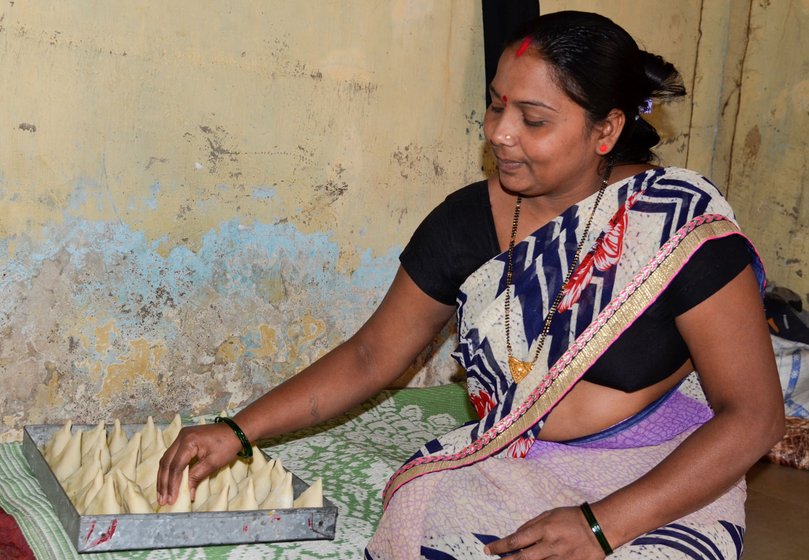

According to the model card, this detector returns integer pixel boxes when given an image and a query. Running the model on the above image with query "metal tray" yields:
[22,423,337,553]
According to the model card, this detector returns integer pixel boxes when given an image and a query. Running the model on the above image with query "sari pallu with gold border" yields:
[366,167,765,559]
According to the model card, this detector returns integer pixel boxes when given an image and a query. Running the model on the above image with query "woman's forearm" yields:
[592,265,785,549]
[231,336,396,443]
[593,404,784,549]
[229,267,456,446]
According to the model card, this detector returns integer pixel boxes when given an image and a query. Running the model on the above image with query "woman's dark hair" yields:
[507,11,686,164]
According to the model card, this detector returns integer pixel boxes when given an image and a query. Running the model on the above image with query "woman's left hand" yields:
[483,506,605,559]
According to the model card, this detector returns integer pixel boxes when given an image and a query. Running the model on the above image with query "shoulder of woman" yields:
[443,179,490,206]
[649,167,730,203]
[659,166,720,190]
[634,167,739,227]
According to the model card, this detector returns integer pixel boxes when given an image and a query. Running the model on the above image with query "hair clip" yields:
[639,98,653,114]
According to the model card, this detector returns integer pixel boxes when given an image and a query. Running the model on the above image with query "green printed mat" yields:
[0,384,475,559]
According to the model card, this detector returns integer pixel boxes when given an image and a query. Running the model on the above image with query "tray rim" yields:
[22,422,338,553]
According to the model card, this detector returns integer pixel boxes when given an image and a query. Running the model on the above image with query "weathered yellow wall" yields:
[0,1,484,441]
[727,0,809,299]
[2,1,807,441]
[547,0,809,301]
[543,0,703,168]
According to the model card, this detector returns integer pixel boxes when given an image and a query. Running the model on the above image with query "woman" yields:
[158,11,784,559]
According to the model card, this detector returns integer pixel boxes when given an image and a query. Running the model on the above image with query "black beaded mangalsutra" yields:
[504,166,612,383]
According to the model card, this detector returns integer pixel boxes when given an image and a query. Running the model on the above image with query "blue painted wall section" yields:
[0,1,484,441]
[0,210,405,433]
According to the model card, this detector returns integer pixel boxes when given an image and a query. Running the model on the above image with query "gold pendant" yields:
[508,356,533,383]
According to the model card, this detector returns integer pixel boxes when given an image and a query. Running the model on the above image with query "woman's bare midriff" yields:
[538,360,696,441]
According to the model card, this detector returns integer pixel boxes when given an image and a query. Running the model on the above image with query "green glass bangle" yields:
[580,502,613,556]
[214,416,253,459]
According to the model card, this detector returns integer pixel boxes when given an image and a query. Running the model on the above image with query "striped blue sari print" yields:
[631,521,744,559]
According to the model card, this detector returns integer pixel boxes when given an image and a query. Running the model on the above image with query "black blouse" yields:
[400,180,752,392]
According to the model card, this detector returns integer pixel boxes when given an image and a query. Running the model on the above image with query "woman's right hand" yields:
[156,423,242,505]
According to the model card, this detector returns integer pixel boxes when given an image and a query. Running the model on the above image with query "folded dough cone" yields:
[122,478,154,514]
[250,460,273,504]
[110,468,136,502]
[139,416,158,455]
[162,414,183,447]
[74,471,104,513]
[293,478,323,508]
[141,427,165,458]
[44,421,73,462]
[81,422,106,456]
[158,466,191,513]
[260,471,293,509]
[210,465,239,501]
[107,418,128,456]
[249,447,269,472]
[229,478,259,511]
[112,440,140,482]
[197,484,229,512]
[75,422,109,473]
[63,448,103,502]
[135,446,162,491]
[110,431,142,471]
[51,429,83,483]
[84,475,121,516]
[142,482,158,510]
[230,457,249,482]
[269,458,286,490]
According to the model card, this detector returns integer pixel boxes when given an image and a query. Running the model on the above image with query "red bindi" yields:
[502,95,508,106]
[515,37,532,58]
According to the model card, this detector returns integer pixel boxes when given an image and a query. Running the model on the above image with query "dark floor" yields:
[743,461,809,559]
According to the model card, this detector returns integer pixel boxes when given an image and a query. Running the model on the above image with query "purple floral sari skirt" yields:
[366,388,746,559]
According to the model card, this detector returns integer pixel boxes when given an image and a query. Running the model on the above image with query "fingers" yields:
[484,527,541,557]
[186,454,221,501]
[157,429,200,505]
[483,507,604,560]
[484,513,547,556]
[156,424,239,505]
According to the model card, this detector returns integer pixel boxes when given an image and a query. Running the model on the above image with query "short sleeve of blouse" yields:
[582,232,755,392]
[663,233,753,315]
[399,181,500,305]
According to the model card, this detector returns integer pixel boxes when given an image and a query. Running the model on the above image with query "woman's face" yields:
[483,48,605,201]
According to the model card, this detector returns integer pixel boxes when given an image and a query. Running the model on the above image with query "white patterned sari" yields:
[367,168,765,559]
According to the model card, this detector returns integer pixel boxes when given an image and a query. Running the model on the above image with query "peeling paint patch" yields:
[198,124,240,175]
[103,339,165,397]
[313,179,348,201]
[391,143,445,180]
[215,336,245,364]
[146,181,160,209]
[18,123,36,133]
[465,110,484,140]
[251,186,275,200]
[0,214,406,439]
[145,157,168,170]
[743,125,761,162]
